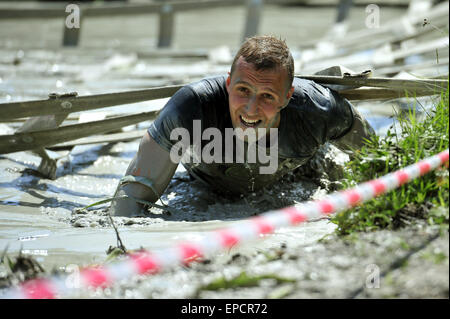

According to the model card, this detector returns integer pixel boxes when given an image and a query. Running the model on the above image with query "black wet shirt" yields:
[148,75,354,195]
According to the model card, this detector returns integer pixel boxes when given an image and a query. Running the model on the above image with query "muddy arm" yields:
[109,131,178,217]
[331,104,375,154]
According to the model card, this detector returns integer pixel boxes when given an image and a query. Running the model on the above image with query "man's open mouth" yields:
[240,115,262,127]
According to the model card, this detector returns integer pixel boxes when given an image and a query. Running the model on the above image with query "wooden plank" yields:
[1,77,447,121]
[331,1,449,47]
[1,81,444,154]
[265,0,410,6]
[242,0,263,41]
[16,112,69,179]
[62,5,83,47]
[8,87,439,155]
[0,85,182,121]
[391,37,449,62]
[49,129,148,150]
[0,2,67,18]
[167,0,243,12]
[0,0,244,19]
[339,87,445,101]
[374,57,449,76]
[158,3,175,48]
[335,0,352,24]
[299,1,449,49]
[63,24,82,47]
[0,0,418,20]
[303,19,448,62]
[0,111,158,155]
[300,36,449,73]
[0,112,135,124]
[297,75,448,93]
[136,48,209,59]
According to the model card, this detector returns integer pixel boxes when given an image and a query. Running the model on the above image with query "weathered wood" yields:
[62,5,83,47]
[0,112,135,124]
[300,36,449,73]
[158,2,175,48]
[266,0,410,6]
[300,1,448,49]
[304,19,448,62]
[391,37,449,62]
[297,75,448,93]
[242,0,263,42]
[0,85,182,121]
[328,1,449,47]
[0,0,421,52]
[0,111,159,155]
[50,129,148,150]
[1,87,437,155]
[2,77,446,153]
[0,0,419,20]
[374,57,449,76]
[137,48,209,59]
[0,0,244,19]
[339,87,444,101]
[335,0,352,23]
[1,77,447,122]
[16,113,69,179]
[63,24,81,47]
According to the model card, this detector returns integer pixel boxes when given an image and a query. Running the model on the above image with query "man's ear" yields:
[226,74,231,92]
[286,86,294,100]
[280,86,294,109]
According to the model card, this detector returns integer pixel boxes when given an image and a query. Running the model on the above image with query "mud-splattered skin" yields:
[225,57,294,137]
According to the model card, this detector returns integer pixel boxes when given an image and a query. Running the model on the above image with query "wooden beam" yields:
[158,2,175,48]
[265,0,410,6]
[303,19,448,62]
[339,87,445,101]
[136,48,209,59]
[1,77,447,121]
[242,0,263,42]
[16,113,69,179]
[62,5,83,47]
[391,37,449,62]
[299,1,449,49]
[300,36,449,74]
[0,85,182,121]
[0,0,244,19]
[329,1,449,47]
[49,129,148,150]
[297,76,448,93]
[0,111,158,155]
[374,58,449,76]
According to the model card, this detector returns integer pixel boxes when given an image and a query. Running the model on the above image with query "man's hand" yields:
[109,185,148,217]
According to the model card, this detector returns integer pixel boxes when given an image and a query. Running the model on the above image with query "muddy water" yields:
[0,3,407,273]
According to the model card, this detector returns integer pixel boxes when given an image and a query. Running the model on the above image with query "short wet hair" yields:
[230,35,294,90]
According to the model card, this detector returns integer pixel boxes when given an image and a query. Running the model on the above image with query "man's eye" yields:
[237,87,249,94]
[263,93,274,100]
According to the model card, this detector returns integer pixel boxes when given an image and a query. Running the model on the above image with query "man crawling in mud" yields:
[109,35,375,217]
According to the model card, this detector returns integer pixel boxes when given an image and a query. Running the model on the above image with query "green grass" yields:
[198,271,295,291]
[331,87,449,235]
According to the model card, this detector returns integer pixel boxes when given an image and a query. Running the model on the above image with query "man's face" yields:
[226,56,294,139]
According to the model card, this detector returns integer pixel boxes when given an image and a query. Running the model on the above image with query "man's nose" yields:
[244,96,258,115]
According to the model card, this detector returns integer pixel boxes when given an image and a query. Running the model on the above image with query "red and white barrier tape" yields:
[2,149,449,299]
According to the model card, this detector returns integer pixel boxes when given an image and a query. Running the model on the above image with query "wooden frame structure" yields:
[0,0,415,48]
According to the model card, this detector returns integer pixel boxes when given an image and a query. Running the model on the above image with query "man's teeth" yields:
[240,115,260,124]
